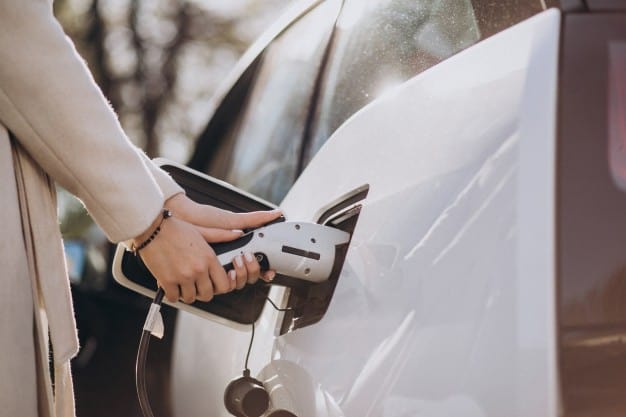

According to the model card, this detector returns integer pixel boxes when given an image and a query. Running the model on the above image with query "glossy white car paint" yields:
[172,9,560,417]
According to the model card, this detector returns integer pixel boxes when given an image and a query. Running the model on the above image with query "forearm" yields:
[0,0,164,242]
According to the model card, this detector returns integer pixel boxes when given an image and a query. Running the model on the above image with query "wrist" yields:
[130,208,173,254]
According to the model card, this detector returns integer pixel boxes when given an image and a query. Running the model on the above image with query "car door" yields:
[171,1,555,416]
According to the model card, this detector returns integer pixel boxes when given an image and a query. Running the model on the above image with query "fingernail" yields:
[229,270,236,281]
[267,271,276,281]
[232,229,243,234]
[235,255,244,268]
[244,252,254,263]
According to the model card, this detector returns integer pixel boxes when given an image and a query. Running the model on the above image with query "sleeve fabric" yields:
[0,0,183,242]
[141,152,185,201]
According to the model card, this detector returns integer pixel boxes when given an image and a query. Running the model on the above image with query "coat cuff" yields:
[142,154,185,201]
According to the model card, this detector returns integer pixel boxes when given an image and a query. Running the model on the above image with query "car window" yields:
[202,0,343,204]
[197,0,545,203]
[302,0,544,164]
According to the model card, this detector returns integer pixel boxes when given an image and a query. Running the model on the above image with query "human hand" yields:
[164,193,283,290]
[132,194,283,303]
[132,214,227,303]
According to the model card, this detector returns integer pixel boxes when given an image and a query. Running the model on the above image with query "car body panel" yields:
[172,9,560,417]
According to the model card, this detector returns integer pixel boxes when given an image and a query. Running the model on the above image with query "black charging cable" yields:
[136,287,165,417]
[242,296,291,372]
[136,286,293,417]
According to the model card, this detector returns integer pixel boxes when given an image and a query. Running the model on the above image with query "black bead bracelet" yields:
[131,209,172,255]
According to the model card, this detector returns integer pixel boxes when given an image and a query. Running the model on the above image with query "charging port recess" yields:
[277,185,368,335]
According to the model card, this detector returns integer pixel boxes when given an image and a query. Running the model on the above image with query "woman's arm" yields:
[0,0,280,302]
[0,0,164,241]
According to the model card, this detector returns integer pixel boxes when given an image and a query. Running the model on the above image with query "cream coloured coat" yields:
[0,1,183,416]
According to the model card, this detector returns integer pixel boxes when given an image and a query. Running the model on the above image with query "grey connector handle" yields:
[214,222,351,283]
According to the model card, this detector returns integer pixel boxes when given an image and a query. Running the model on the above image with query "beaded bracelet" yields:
[131,209,172,255]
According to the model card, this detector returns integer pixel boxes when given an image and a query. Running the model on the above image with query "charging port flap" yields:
[112,160,279,327]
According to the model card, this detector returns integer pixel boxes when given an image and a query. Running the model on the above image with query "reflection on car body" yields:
[166,1,626,416]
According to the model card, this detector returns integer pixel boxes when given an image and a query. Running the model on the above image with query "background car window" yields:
[203,0,342,203]
[301,0,544,164]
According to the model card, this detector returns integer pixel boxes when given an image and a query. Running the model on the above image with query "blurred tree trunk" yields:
[85,0,114,103]
[129,0,190,157]
[55,0,192,157]
[55,0,289,161]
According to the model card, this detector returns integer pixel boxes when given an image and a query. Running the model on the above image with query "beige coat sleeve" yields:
[0,0,183,242]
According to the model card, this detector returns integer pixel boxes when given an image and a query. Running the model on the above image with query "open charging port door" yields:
[112,160,279,327]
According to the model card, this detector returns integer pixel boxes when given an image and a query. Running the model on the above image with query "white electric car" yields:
[160,1,626,416]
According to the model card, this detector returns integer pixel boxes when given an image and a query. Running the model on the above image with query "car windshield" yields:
[302,0,481,163]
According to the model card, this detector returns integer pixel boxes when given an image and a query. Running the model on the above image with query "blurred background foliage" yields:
[54,0,290,162]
